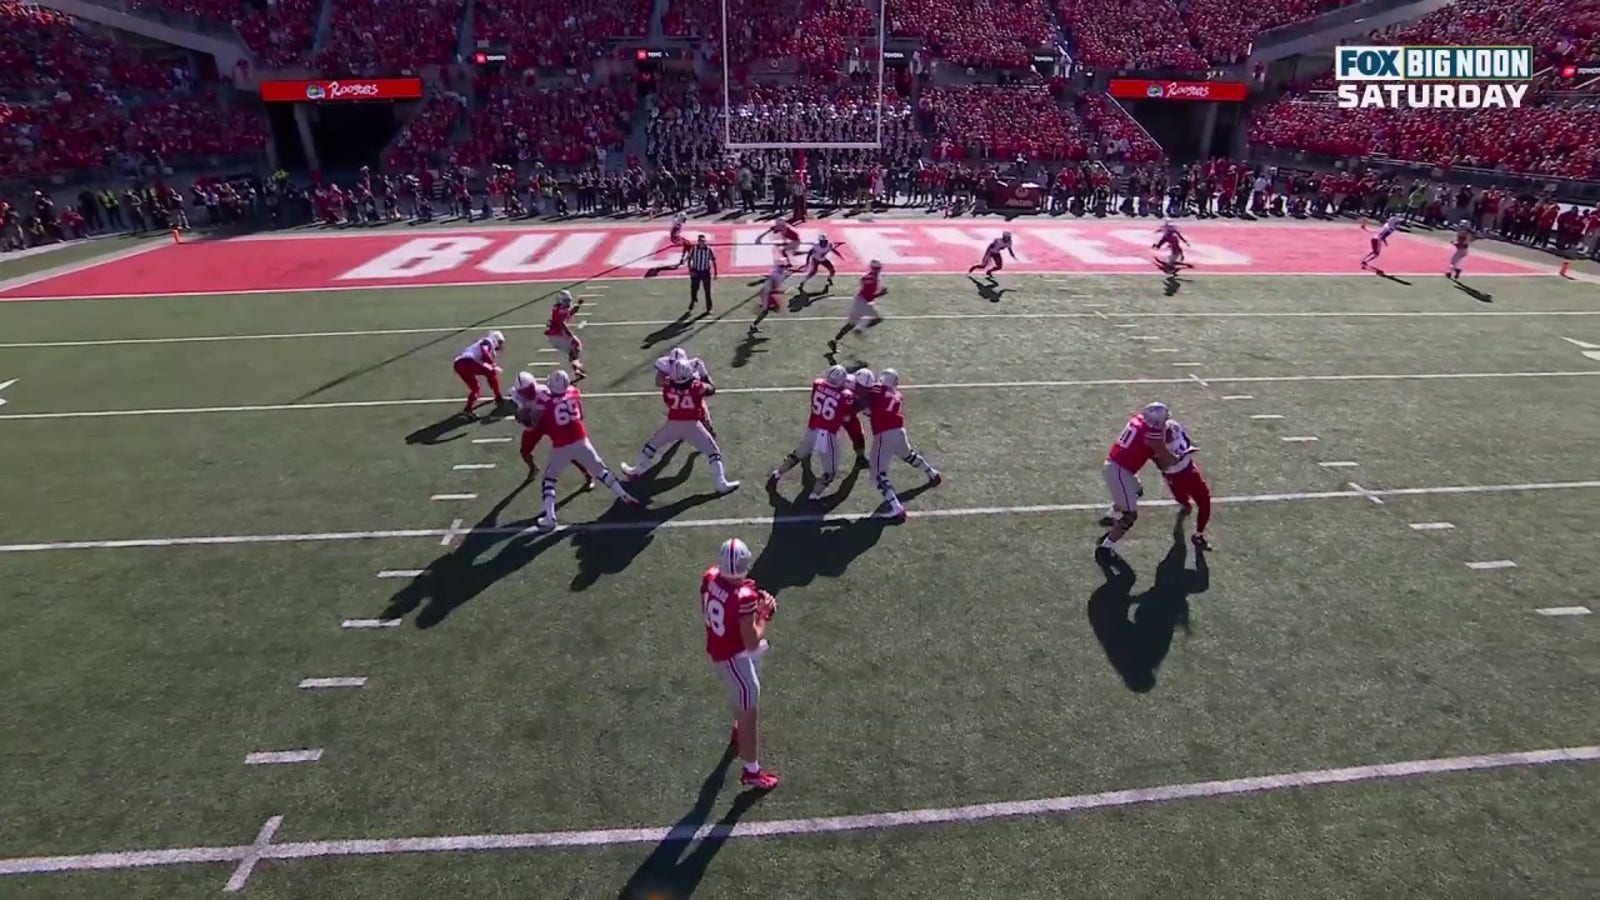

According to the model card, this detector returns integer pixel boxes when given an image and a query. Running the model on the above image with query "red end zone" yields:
[0,221,1540,300]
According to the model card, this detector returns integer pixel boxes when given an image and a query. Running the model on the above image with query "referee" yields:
[686,234,718,313]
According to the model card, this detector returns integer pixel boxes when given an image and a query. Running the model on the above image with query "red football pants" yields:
[454,358,503,409]
[1164,466,1211,533]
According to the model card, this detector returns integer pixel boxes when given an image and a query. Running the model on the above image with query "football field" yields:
[1,220,1597,898]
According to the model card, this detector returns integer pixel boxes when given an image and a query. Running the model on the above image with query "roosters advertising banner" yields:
[260,78,424,103]
[1108,79,1249,102]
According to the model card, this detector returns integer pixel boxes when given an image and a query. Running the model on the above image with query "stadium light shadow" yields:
[617,744,764,900]
[1086,519,1209,693]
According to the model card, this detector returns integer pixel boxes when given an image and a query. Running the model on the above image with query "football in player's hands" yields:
[757,591,777,620]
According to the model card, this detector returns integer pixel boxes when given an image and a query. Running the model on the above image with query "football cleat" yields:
[1192,532,1213,552]
[719,537,753,578]
[535,514,558,531]
[877,504,907,522]
[927,472,943,488]
[581,475,596,492]
[766,470,782,491]
[716,480,742,495]
[739,768,780,791]
[620,463,640,479]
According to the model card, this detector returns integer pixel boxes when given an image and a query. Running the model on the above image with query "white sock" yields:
[709,455,730,485]
[744,760,760,774]
[541,479,557,519]
[600,470,631,501]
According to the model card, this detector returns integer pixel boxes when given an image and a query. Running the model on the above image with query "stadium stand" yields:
[1052,0,1206,72]
[310,0,466,74]
[127,0,318,69]
[1181,0,1356,65]
[1081,93,1165,164]
[473,0,652,70]
[919,84,1088,161]
[465,77,636,168]
[382,90,467,172]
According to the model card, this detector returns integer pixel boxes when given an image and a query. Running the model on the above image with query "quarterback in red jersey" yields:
[767,365,854,502]
[854,367,941,521]
[452,329,506,413]
[1098,402,1170,569]
[621,358,740,494]
[828,260,886,354]
[510,372,594,489]
[533,370,638,530]
[1154,416,1212,551]
[701,537,780,791]
[545,290,586,381]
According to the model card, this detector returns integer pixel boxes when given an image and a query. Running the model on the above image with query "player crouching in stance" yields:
[453,329,507,414]
[1152,415,1212,551]
[546,290,586,382]
[795,234,838,291]
[768,365,853,502]
[533,369,638,531]
[654,347,717,438]
[622,358,741,494]
[511,372,594,490]
[702,538,780,791]
[1098,401,1170,571]
[1361,215,1402,270]
[747,263,789,336]
[854,368,941,521]
[1152,222,1191,274]
[757,217,802,267]
[967,231,1015,279]
[827,260,885,354]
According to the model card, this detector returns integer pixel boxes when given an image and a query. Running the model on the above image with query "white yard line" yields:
[471,436,513,444]
[222,815,283,893]
[1319,461,1359,468]
[340,618,401,629]
[11,369,1595,423]
[1250,413,1286,420]
[1188,372,1211,389]
[1281,435,1320,443]
[9,309,1595,349]
[1408,522,1455,531]
[1535,606,1592,616]
[0,745,1593,880]
[1150,348,1180,353]
[1466,560,1518,571]
[1222,394,1254,400]
[440,517,465,546]
[243,749,322,766]
[1170,362,1203,368]
[452,463,496,471]
[377,569,424,578]
[0,479,1596,554]
[1347,482,1385,505]
[297,677,367,689]
[429,493,477,501]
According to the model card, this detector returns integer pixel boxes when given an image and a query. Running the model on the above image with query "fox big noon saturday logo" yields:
[1336,45,1532,109]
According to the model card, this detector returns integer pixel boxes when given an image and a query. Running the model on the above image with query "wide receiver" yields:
[758,217,802,265]
[768,364,854,502]
[546,290,586,382]
[621,358,740,494]
[1099,401,1172,570]
[827,259,886,355]
[795,234,839,291]
[510,371,594,490]
[701,537,780,791]
[1446,222,1475,280]
[452,329,507,414]
[1152,415,1212,551]
[1360,215,1403,270]
[668,212,691,264]
[1153,222,1191,273]
[967,231,1015,278]
[854,367,941,521]
[533,369,638,530]
[747,262,789,336]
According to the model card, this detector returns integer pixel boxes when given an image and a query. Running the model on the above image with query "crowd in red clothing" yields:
[473,0,651,70]
[128,0,317,69]
[382,91,467,173]
[1181,0,1354,65]
[888,0,1055,70]
[311,0,465,75]
[919,85,1088,162]
[665,0,877,79]
[1052,0,1205,72]
[1,1,177,95]
[463,77,636,168]
[1080,93,1164,164]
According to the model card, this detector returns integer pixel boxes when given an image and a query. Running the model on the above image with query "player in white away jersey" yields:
[967,231,1015,278]
[1361,215,1403,269]
[796,235,839,290]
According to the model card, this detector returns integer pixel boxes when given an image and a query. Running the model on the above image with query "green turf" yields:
[0,264,1596,897]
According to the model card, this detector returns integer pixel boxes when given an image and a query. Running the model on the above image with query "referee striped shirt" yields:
[686,243,716,272]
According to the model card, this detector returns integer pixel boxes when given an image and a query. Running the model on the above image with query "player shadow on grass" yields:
[607,294,758,387]
[1086,520,1209,693]
[1453,281,1493,303]
[749,470,932,596]
[730,330,769,369]
[640,310,706,349]
[404,410,477,445]
[378,479,581,628]
[787,284,830,313]
[1371,269,1412,286]
[968,275,1010,303]
[618,743,765,900]
[569,446,728,591]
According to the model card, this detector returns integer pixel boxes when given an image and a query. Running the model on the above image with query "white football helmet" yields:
[670,359,694,383]
[853,367,876,390]
[487,330,505,348]
[547,369,572,393]
[825,364,849,388]
[558,289,574,306]
[817,234,829,246]
[878,368,899,390]
[515,371,537,391]
[668,347,688,362]
[1142,402,1170,427]
[719,537,752,579]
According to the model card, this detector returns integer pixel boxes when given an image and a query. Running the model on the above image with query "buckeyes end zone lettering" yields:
[1335,46,1532,110]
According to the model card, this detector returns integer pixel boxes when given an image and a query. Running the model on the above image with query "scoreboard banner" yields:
[260,78,424,103]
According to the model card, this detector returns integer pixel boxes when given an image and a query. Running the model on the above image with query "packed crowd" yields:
[1181,0,1354,65]
[311,0,465,75]
[473,0,651,70]
[919,85,1088,162]
[129,0,317,69]
[2,1,176,96]
[464,77,636,168]
[382,91,467,173]
[889,0,1055,70]
[1051,0,1205,72]
[1080,93,1164,165]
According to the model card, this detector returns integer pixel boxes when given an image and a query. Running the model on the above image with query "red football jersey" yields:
[807,378,853,432]
[858,271,880,301]
[546,304,574,336]
[1107,413,1157,472]
[540,386,588,446]
[776,222,798,240]
[1158,231,1182,250]
[701,567,761,662]
[865,385,906,432]
[663,379,709,421]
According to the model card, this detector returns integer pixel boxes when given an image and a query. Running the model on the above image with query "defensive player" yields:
[747,262,789,335]
[854,368,941,521]
[622,358,740,494]
[453,329,506,413]
[511,371,595,489]
[1099,402,1171,569]
[668,212,691,264]
[1446,223,1474,280]
[654,347,716,437]
[534,369,638,530]
[1153,222,1191,273]
[1154,415,1212,551]
[768,365,854,502]
[967,231,1015,277]
[795,234,839,290]
[701,537,780,791]
[546,290,586,381]
[1360,215,1403,269]
[827,259,885,353]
